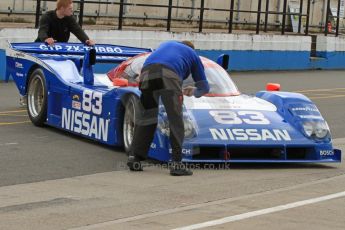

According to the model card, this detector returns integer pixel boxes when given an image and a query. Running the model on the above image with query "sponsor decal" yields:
[39,44,123,53]
[93,46,123,53]
[39,44,65,51]
[208,110,291,141]
[291,107,319,112]
[15,72,24,77]
[210,128,291,141]
[184,97,276,111]
[72,101,81,110]
[169,148,192,155]
[209,110,270,125]
[15,62,23,69]
[72,94,80,101]
[62,89,109,141]
[14,52,25,58]
[320,150,334,156]
[38,54,127,61]
[62,108,110,142]
[299,115,323,119]
[290,104,322,120]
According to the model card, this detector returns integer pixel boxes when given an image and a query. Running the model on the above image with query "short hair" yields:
[57,0,73,9]
[181,40,195,49]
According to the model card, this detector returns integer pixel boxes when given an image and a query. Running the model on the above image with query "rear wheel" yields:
[27,69,47,126]
[123,95,138,153]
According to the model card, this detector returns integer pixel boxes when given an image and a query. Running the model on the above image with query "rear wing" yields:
[9,42,152,63]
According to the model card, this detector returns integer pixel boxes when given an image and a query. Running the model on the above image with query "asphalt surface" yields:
[0,70,344,230]
[0,82,127,187]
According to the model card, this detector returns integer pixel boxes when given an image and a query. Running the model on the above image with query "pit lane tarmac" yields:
[0,70,344,229]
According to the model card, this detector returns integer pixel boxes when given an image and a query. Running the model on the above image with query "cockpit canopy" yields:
[107,53,240,96]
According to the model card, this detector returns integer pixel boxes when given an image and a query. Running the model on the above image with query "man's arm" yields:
[191,56,210,98]
[36,14,50,42]
[68,17,94,45]
[193,80,210,97]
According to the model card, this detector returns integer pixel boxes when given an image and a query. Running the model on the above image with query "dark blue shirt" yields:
[143,41,209,97]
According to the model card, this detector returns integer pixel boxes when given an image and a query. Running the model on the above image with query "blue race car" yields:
[6,42,341,163]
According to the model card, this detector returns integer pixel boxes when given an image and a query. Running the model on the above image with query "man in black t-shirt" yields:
[35,0,95,46]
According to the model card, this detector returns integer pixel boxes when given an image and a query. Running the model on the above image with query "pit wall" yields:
[1,28,345,80]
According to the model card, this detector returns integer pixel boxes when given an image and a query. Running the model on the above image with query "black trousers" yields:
[130,64,184,162]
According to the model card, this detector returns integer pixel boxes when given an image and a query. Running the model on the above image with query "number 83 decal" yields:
[209,110,270,125]
[82,90,103,115]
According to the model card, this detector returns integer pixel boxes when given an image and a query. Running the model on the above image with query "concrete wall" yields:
[1,28,345,81]
[314,35,345,69]
[1,28,312,50]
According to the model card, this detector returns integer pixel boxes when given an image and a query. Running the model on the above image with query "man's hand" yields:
[85,39,96,46]
[44,38,56,46]
[183,86,196,97]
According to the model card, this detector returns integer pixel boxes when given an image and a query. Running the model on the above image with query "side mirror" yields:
[266,83,281,91]
[217,54,229,70]
[89,48,96,66]
[113,78,129,87]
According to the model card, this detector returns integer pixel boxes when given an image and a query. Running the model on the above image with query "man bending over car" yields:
[127,40,210,176]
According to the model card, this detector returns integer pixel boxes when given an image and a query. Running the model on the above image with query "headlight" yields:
[158,119,170,136]
[184,118,196,138]
[315,121,329,139]
[302,122,314,137]
[302,120,330,139]
[157,112,197,139]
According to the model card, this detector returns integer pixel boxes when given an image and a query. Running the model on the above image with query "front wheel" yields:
[27,68,47,126]
[123,95,139,153]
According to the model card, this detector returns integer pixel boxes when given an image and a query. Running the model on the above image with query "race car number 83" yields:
[82,90,103,115]
[209,111,270,125]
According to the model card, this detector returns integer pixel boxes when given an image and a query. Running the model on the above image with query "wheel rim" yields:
[28,74,44,117]
[123,99,135,150]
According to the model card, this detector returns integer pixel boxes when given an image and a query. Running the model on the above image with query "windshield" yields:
[183,57,239,96]
[111,54,240,96]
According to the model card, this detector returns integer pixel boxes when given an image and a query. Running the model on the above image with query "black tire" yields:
[123,95,139,153]
[27,68,47,126]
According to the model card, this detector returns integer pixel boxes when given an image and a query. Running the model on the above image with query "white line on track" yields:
[294,87,345,93]
[69,174,345,230]
[0,143,18,146]
[172,191,345,230]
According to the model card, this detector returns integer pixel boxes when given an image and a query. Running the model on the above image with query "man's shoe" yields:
[170,162,193,176]
[19,95,27,107]
[170,167,193,176]
[127,156,143,171]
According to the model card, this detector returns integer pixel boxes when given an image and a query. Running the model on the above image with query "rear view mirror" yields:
[266,83,281,91]
[217,54,229,70]
[113,78,129,87]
